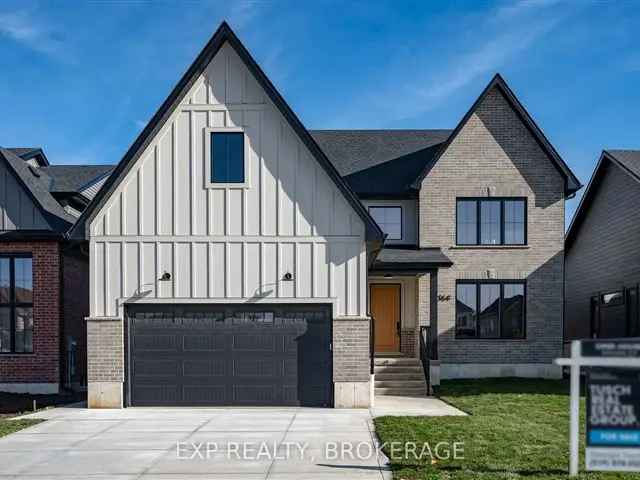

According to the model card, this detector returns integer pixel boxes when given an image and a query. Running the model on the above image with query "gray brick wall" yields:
[333,318,370,382]
[419,87,565,364]
[87,318,123,382]
[565,161,640,339]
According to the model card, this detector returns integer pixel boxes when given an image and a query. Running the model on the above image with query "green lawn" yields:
[0,417,42,438]
[374,379,634,479]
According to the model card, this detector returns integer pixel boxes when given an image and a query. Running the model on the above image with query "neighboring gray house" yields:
[565,150,640,341]
[69,22,581,409]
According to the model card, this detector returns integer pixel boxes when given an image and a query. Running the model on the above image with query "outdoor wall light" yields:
[159,271,172,281]
[282,272,293,281]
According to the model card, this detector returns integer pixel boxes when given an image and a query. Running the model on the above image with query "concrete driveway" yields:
[1,406,391,479]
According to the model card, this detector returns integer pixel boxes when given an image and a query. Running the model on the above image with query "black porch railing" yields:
[420,326,436,394]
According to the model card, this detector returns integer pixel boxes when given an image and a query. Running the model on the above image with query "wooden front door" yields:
[370,284,400,352]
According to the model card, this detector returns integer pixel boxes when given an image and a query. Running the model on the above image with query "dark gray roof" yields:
[310,130,451,177]
[8,148,40,158]
[7,147,49,166]
[41,165,114,193]
[372,247,453,272]
[0,148,75,231]
[607,150,640,179]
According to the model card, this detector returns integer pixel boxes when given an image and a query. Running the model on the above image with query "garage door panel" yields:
[183,385,226,404]
[234,385,277,404]
[134,385,180,404]
[128,304,332,407]
[234,359,279,377]
[183,334,226,351]
[183,359,226,377]
[134,359,180,377]
[134,334,178,351]
[233,334,276,351]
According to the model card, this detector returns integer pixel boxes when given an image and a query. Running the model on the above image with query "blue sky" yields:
[0,1,638,226]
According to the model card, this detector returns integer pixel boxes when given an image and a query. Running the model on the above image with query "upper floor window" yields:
[369,206,402,240]
[456,280,526,339]
[0,255,33,353]
[205,128,248,187]
[456,198,526,245]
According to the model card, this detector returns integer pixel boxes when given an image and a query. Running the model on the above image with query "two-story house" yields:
[0,147,112,394]
[64,22,581,409]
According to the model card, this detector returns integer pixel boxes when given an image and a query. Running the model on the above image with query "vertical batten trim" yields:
[294,141,299,237]
[154,145,159,236]
[312,241,318,298]
[206,111,212,235]
[154,241,160,298]
[119,190,124,236]
[328,243,334,301]
[189,243,195,298]
[275,121,281,236]
[224,242,229,298]
[89,240,95,315]
[120,241,125,315]
[137,242,142,300]
[189,110,195,235]
[259,110,265,236]
[171,122,177,236]
[104,242,110,316]
[136,168,141,236]
[171,242,176,298]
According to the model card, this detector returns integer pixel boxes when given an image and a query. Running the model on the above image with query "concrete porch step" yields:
[375,387,427,396]
[374,372,425,381]
[374,357,422,367]
[374,380,427,388]
[374,365,424,374]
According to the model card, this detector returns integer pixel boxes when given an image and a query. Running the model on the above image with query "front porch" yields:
[368,246,452,395]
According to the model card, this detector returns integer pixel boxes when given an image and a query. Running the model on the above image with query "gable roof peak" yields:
[69,21,384,244]
[412,72,581,196]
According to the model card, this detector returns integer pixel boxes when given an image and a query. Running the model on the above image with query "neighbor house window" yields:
[455,280,525,339]
[208,130,245,184]
[368,206,402,240]
[0,255,33,353]
[456,198,526,245]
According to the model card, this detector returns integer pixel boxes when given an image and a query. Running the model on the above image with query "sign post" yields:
[555,339,640,476]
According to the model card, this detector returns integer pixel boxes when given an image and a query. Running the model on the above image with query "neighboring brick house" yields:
[0,147,112,393]
[64,22,581,409]
[565,150,640,341]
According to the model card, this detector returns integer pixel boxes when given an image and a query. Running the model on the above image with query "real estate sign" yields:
[584,341,640,472]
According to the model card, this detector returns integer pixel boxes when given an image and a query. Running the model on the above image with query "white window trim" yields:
[204,126,251,189]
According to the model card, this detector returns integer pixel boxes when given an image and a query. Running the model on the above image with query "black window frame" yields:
[0,254,34,354]
[455,279,527,339]
[368,205,403,240]
[456,197,527,246]
[210,131,246,184]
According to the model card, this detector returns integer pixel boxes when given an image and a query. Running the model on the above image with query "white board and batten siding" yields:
[0,161,48,230]
[89,42,367,319]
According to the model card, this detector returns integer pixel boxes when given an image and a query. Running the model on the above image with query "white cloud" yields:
[228,1,266,30]
[0,10,69,59]
[332,0,573,127]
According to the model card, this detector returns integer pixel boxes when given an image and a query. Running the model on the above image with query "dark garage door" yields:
[127,304,332,407]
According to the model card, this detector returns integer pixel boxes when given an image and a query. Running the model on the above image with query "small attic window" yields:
[28,166,40,177]
[205,127,249,188]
